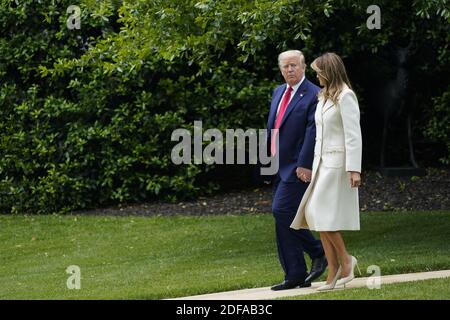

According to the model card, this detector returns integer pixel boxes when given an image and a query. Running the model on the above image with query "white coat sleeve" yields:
[338,90,362,173]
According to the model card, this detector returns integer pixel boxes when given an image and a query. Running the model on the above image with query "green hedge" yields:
[0,0,449,214]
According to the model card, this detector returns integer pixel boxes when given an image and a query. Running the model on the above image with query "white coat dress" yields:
[290,85,362,231]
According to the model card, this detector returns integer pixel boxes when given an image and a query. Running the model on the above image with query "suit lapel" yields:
[268,85,286,130]
[322,98,334,114]
[279,80,308,129]
[317,96,325,116]
[322,85,349,114]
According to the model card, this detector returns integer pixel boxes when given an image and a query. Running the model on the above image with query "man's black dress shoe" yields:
[305,254,328,284]
[270,279,311,291]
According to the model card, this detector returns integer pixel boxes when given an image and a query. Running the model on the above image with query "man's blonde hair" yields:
[278,50,306,68]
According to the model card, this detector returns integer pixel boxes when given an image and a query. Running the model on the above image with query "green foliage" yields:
[425,87,450,164]
[0,0,449,213]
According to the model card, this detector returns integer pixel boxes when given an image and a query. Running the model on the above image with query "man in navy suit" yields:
[267,50,327,290]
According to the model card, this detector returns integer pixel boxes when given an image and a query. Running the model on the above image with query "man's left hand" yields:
[296,167,312,182]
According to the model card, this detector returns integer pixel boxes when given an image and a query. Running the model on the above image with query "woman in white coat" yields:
[290,52,362,291]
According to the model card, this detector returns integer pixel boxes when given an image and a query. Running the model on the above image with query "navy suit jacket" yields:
[267,78,320,182]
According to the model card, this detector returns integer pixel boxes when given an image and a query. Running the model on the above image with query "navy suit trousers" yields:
[272,174,324,281]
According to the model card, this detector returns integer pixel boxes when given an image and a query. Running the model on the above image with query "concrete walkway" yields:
[169,269,450,300]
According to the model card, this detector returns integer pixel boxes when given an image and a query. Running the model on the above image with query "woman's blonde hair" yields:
[311,52,352,105]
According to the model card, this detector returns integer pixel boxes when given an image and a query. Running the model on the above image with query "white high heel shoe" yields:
[317,266,342,291]
[336,255,361,287]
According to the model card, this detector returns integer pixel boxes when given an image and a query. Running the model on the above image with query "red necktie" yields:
[271,86,293,156]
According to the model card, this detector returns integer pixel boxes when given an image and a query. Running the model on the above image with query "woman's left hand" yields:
[350,172,361,188]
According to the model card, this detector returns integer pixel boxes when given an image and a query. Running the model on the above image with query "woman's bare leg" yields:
[320,232,340,283]
[325,231,352,278]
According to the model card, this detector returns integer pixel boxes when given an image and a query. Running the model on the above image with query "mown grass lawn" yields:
[0,211,449,299]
